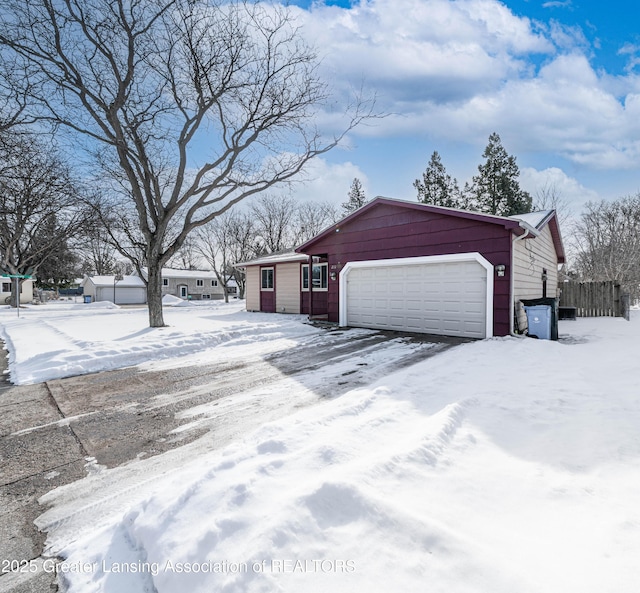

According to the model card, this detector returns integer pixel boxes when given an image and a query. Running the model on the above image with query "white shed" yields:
[81,275,147,305]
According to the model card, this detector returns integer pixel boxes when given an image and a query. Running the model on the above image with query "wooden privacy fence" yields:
[559,281,630,319]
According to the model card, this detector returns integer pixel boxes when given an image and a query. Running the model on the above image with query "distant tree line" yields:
[571,195,640,301]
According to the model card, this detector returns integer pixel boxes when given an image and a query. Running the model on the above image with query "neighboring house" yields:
[239,197,565,339]
[139,268,225,300]
[81,275,147,304]
[1,278,34,304]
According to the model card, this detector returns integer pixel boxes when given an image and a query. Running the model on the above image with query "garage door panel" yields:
[345,259,487,339]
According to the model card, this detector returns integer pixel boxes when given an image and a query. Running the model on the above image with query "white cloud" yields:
[291,0,640,171]
[295,0,553,106]
[289,157,370,206]
[520,166,599,210]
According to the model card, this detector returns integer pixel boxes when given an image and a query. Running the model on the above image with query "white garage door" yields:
[342,255,491,339]
[97,287,147,305]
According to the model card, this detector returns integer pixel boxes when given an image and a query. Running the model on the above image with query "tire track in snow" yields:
[36,332,460,556]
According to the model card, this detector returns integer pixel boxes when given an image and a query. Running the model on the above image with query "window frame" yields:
[261,267,274,291]
[196,279,204,287]
[301,263,328,292]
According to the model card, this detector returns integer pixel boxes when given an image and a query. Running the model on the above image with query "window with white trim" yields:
[163,278,169,287]
[211,279,218,287]
[196,279,204,287]
[302,263,328,291]
[202,294,211,299]
[261,268,274,290]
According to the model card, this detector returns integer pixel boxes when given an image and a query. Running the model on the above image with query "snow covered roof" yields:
[236,251,308,267]
[82,275,146,288]
[138,268,217,279]
[509,210,554,230]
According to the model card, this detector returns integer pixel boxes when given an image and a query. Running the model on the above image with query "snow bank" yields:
[162,294,185,306]
[37,314,640,593]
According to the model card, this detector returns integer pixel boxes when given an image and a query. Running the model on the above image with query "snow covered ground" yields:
[2,301,640,592]
[0,298,319,385]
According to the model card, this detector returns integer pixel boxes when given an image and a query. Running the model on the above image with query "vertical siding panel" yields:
[512,225,559,331]
[275,263,302,314]
[245,267,260,311]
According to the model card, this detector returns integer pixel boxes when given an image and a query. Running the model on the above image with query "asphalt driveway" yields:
[0,327,467,592]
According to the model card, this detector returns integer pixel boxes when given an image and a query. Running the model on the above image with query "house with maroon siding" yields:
[239,197,565,339]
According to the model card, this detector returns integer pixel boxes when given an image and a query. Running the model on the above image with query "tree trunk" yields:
[8,277,24,308]
[146,263,165,327]
[9,279,19,309]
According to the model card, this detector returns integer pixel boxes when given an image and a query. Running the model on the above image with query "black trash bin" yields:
[520,297,559,340]
[83,295,92,303]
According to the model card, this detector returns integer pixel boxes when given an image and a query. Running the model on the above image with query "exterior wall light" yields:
[495,264,506,277]
[330,271,337,281]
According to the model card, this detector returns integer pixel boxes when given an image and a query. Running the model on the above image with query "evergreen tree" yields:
[470,132,532,216]
[35,218,82,290]
[414,151,462,208]
[342,178,367,215]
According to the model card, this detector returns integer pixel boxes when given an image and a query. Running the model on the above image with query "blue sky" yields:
[279,0,640,218]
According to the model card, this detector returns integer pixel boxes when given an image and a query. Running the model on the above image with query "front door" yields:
[178,284,188,299]
[260,267,275,312]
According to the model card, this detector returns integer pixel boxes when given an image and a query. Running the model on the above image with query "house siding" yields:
[272,262,301,314]
[246,266,260,311]
[161,276,224,300]
[513,225,559,331]
[302,203,513,336]
[0,280,34,304]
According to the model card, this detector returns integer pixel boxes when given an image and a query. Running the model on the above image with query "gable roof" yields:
[296,196,565,263]
[509,209,565,263]
[82,275,146,288]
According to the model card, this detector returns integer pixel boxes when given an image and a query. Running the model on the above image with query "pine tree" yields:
[470,133,532,216]
[342,178,367,215]
[413,151,462,208]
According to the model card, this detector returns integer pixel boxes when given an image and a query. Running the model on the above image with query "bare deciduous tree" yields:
[79,219,120,277]
[250,195,298,254]
[533,182,572,227]
[0,0,372,326]
[294,200,340,245]
[166,236,202,271]
[0,134,92,306]
[250,194,339,254]
[573,196,640,298]
[195,211,258,300]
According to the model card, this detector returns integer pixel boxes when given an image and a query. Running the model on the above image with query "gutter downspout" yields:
[308,254,313,319]
[510,226,531,336]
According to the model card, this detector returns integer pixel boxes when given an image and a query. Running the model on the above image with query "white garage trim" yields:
[339,253,494,338]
